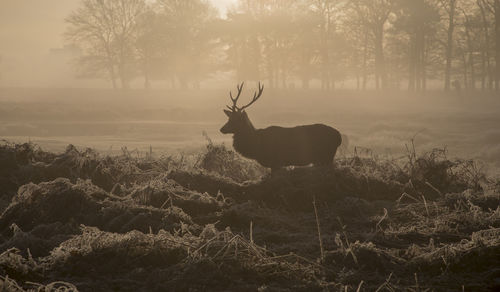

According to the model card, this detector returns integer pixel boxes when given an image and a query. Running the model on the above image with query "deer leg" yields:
[313,152,336,168]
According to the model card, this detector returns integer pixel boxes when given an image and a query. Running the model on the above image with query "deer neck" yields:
[233,119,258,158]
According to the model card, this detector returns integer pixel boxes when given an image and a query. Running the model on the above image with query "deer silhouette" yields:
[220,82,342,171]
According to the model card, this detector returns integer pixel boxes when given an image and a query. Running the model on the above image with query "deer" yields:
[220,82,342,171]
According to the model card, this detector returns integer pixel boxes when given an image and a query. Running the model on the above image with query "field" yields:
[0,88,499,291]
[1,88,500,174]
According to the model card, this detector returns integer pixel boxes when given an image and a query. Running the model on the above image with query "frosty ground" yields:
[0,138,499,291]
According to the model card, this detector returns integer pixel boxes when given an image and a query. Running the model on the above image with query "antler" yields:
[227,82,244,111]
[239,82,264,111]
[226,82,264,112]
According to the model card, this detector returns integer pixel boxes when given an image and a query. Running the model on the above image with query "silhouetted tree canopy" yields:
[64,0,500,92]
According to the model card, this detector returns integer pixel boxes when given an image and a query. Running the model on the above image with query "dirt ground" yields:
[0,139,499,291]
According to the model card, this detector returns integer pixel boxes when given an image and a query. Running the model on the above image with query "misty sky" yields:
[0,0,236,57]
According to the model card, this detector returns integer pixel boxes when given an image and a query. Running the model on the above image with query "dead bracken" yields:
[0,140,499,291]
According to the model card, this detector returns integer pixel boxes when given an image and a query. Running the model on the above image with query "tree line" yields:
[65,0,500,92]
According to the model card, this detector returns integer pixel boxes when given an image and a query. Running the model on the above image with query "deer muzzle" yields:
[220,123,231,134]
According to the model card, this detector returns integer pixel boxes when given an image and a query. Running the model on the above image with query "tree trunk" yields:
[416,28,425,92]
[362,29,369,90]
[496,0,500,91]
[444,0,456,91]
[374,29,381,90]
[374,25,387,90]
[463,11,476,90]
[478,0,492,90]
[108,63,117,90]
[104,43,117,90]
[119,65,129,89]
[300,49,310,89]
[319,7,330,91]
[321,51,330,91]
[281,68,286,89]
[408,34,416,91]
[144,76,150,90]
[462,51,469,91]
[481,49,486,90]
[416,37,422,91]
[422,32,427,91]
[110,71,117,90]
[144,62,150,90]
[268,65,275,89]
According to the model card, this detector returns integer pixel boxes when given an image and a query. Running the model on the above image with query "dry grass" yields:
[0,140,498,291]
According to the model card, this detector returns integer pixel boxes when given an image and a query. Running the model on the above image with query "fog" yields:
[0,0,500,174]
[1,0,498,90]
[0,0,235,87]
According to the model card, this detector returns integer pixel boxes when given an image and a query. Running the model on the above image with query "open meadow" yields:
[1,87,500,175]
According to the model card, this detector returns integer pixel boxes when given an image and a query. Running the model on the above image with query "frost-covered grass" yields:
[0,140,499,291]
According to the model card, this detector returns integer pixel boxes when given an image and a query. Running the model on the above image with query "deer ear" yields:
[223,109,232,117]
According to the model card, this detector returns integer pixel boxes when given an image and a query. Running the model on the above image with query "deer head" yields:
[220,82,264,134]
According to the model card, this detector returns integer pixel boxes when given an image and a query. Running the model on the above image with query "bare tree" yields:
[477,0,493,90]
[155,0,219,89]
[461,7,476,90]
[440,0,457,91]
[225,1,300,88]
[61,0,495,92]
[496,0,500,90]
[65,0,147,89]
[224,11,263,84]
[393,0,440,92]
[135,10,165,89]
[342,6,372,90]
[350,0,395,90]
[309,0,338,90]
[293,6,319,89]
